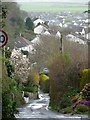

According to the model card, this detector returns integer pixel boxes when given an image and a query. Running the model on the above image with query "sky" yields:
[2,0,89,3]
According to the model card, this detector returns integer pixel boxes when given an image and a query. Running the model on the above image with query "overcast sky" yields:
[2,0,89,3]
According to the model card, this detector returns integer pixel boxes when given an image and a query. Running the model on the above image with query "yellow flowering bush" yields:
[77,95,83,102]
[40,74,49,81]
[39,74,50,93]
[33,72,40,85]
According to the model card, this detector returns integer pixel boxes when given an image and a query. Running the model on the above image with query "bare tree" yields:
[30,35,61,70]
[29,34,88,71]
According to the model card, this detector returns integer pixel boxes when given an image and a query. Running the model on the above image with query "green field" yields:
[20,2,88,13]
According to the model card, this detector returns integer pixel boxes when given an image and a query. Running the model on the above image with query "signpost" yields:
[0,30,8,48]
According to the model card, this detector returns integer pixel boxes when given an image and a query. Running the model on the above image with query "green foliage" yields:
[40,79,50,93]
[2,76,24,119]
[25,17,34,31]
[27,74,34,85]
[63,53,71,64]
[0,4,7,28]
[60,87,79,109]
[80,69,90,90]
[2,92,17,119]
[61,107,72,114]
[49,54,71,105]
[49,101,60,112]
[23,72,38,93]
[61,105,89,115]
[21,31,36,41]
[2,57,14,78]
[81,83,90,100]
[27,71,40,86]
[14,75,21,86]
[9,79,17,91]
[23,84,38,93]
[49,53,84,112]
[75,104,89,114]
[1,4,7,19]
[2,48,14,78]
[2,47,11,59]
[5,61,14,78]
[2,58,24,119]
[10,16,24,30]
[2,2,27,49]
[84,10,90,13]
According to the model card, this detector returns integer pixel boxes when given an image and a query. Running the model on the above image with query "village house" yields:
[66,34,86,45]
[34,18,45,27]
[43,30,51,35]
[31,35,40,45]
[13,36,35,54]
[34,24,48,34]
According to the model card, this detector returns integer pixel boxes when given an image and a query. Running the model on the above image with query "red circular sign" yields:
[0,30,8,48]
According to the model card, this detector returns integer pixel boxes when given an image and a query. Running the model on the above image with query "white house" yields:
[43,30,51,35]
[13,37,35,54]
[31,35,40,45]
[84,32,90,39]
[34,25,48,34]
[34,19,45,27]
[74,22,78,26]
[85,19,90,24]
[19,44,35,54]
[59,23,63,27]
[66,34,86,45]
[81,28,85,35]
[63,24,68,28]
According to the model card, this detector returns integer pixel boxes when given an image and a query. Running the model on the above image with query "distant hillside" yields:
[20,2,88,13]
[2,2,35,50]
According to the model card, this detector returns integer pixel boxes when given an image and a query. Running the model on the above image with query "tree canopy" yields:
[25,17,34,31]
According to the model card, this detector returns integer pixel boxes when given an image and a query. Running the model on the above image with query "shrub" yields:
[23,84,38,93]
[2,92,17,119]
[61,107,72,114]
[60,87,79,109]
[49,54,81,105]
[80,69,90,90]
[39,73,50,93]
[40,74,49,81]
[49,52,86,112]
[25,17,34,31]
[27,72,40,85]
[25,71,39,93]
[33,72,40,85]
[49,101,60,112]
[76,104,89,113]
[49,54,71,104]
[81,83,90,100]
[2,64,24,119]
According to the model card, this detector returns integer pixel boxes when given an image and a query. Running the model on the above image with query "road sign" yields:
[0,30,8,48]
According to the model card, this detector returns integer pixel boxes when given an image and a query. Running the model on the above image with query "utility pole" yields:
[4,46,5,65]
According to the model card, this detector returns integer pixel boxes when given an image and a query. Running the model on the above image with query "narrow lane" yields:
[15,91,89,120]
